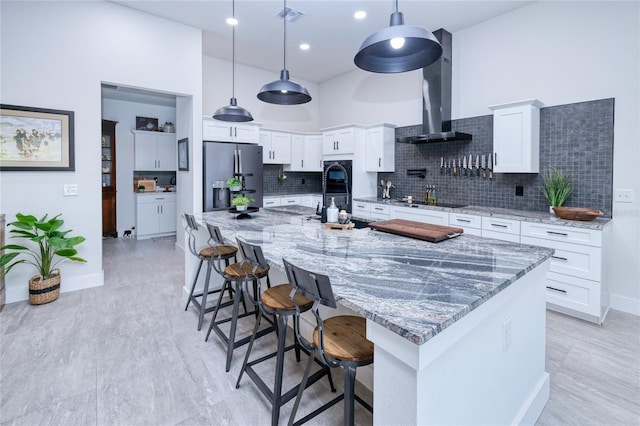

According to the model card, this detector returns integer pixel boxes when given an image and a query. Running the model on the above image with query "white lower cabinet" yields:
[280,196,301,206]
[392,206,447,225]
[369,203,390,221]
[136,193,177,240]
[520,221,610,323]
[263,197,281,208]
[353,201,371,219]
[449,212,482,236]
[481,217,520,242]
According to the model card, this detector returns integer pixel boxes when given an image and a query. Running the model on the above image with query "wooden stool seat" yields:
[224,261,269,280]
[313,316,373,363]
[200,245,238,259]
[262,284,313,312]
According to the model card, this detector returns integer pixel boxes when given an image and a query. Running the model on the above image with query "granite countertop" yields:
[264,193,322,198]
[196,206,553,345]
[354,197,612,230]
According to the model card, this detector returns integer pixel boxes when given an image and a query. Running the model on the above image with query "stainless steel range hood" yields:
[397,29,472,144]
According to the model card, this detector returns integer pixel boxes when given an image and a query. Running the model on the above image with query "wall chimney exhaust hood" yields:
[397,29,472,144]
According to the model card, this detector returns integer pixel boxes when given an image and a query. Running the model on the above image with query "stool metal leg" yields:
[271,313,289,426]
[225,279,244,372]
[184,258,204,311]
[206,279,231,342]
[288,347,316,426]
[197,260,214,331]
[343,365,357,426]
[235,309,264,388]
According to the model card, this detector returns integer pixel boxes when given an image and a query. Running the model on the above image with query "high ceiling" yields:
[113,1,534,84]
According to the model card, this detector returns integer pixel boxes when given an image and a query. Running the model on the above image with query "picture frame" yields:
[178,137,189,171]
[0,104,75,171]
[135,116,158,131]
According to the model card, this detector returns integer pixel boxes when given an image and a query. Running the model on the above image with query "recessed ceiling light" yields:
[354,10,366,20]
[300,43,310,51]
[226,17,238,26]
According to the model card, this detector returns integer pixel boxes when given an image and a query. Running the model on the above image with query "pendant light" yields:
[354,0,443,73]
[257,0,311,105]
[213,0,253,122]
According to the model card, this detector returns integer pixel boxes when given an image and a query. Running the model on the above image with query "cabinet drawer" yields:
[482,230,520,243]
[521,222,601,247]
[449,213,481,229]
[264,198,281,208]
[392,206,448,225]
[280,196,300,205]
[545,272,599,317]
[353,202,370,219]
[521,236,601,281]
[482,217,520,235]
[370,204,390,215]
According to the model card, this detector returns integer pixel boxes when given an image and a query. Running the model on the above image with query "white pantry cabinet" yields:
[202,118,260,143]
[260,130,292,164]
[136,193,177,239]
[133,131,176,171]
[365,124,395,172]
[489,99,543,173]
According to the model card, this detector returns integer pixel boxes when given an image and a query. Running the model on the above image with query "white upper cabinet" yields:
[365,124,395,172]
[133,131,176,171]
[489,99,543,173]
[202,117,260,143]
[260,130,291,164]
[285,133,323,172]
[323,126,355,155]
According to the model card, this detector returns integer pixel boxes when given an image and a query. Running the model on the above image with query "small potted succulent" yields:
[0,213,86,304]
[231,194,254,211]
[226,177,242,192]
[137,184,146,193]
[539,167,572,213]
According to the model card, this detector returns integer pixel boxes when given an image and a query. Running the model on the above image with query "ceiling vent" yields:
[277,7,305,22]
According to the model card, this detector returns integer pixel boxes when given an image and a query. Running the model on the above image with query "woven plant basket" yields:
[28,269,60,305]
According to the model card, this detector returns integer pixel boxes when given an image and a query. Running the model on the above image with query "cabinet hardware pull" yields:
[546,286,567,294]
[457,219,471,223]
[379,158,381,167]
[234,127,237,137]
[229,127,233,137]
[494,152,497,165]
[374,207,383,211]
[491,223,508,228]
[551,255,568,261]
[547,231,568,237]
[301,160,304,167]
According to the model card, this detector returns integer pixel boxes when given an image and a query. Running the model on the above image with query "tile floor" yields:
[0,238,638,425]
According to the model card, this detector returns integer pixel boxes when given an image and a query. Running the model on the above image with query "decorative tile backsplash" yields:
[263,164,323,195]
[381,98,614,217]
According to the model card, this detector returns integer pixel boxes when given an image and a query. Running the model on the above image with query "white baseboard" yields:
[6,271,104,304]
[609,293,640,316]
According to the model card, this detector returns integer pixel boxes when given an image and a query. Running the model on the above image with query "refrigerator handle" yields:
[238,149,243,174]
[233,149,238,174]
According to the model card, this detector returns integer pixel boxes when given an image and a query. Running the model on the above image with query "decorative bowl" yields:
[552,207,604,221]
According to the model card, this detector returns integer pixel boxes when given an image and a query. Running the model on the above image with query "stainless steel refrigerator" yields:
[203,141,263,212]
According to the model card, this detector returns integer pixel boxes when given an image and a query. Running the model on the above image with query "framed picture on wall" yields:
[0,104,75,171]
[135,116,158,131]
[178,137,189,171]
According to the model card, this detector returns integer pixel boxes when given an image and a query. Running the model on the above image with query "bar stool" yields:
[183,214,238,330]
[235,239,336,426]
[283,258,374,426]
[205,237,273,372]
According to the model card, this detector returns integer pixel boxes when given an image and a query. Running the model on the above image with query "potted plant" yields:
[231,194,254,211]
[137,184,146,193]
[226,177,242,192]
[539,167,572,212]
[0,213,86,305]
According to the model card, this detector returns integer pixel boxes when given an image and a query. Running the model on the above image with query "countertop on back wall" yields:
[354,197,612,230]
[264,192,322,198]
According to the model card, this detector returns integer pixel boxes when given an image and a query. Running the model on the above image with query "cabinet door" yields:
[304,134,323,171]
[287,134,305,171]
[158,199,177,233]
[234,124,260,143]
[259,131,272,163]
[136,202,159,237]
[155,133,176,171]
[134,132,157,170]
[491,100,542,173]
[270,132,291,164]
[203,120,233,141]
[365,126,394,172]
[322,131,337,155]
[335,128,354,154]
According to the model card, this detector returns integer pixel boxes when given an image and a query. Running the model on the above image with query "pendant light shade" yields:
[354,2,443,73]
[257,0,311,105]
[213,0,253,122]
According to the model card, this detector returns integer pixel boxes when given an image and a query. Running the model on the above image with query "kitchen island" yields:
[191,206,554,425]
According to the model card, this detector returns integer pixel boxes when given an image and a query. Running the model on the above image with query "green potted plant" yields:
[0,213,86,305]
[539,167,572,212]
[231,194,254,211]
[137,184,145,193]
[226,177,242,192]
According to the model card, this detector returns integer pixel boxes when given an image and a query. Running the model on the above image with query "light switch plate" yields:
[614,189,634,203]
[63,184,78,196]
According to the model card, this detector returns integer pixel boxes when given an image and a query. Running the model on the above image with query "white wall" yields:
[0,2,202,303]
[319,1,640,313]
[203,56,320,132]
[102,99,176,237]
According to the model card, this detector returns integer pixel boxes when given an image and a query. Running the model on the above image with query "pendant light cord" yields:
[232,0,236,98]
[283,0,287,71]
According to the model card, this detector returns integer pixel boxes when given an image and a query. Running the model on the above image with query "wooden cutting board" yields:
[369,219,464,243]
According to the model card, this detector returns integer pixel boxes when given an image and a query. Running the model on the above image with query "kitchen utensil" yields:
[463,156,467,177]
[440,157,444,174]
[476,155,480,177]
[453,158,457,176]
[481,155,486,178]
[488,153,493,180]
[552,207,604,221]
[469,154,473,177]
